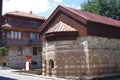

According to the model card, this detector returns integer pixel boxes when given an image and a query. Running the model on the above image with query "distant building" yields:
[0,11,45,69]
[39,5,120,80]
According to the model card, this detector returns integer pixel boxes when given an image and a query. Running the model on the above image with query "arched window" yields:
[49,59,54,68]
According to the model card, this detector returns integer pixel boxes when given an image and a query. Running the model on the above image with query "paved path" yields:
[0,68,66,80]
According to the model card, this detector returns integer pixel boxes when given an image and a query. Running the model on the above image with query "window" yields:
[30,33,38,41]
[32,61,37,65]
[15,32,18,39]
[30,21,36,25]
[33,47,37,55]
[10,31,22,40]
[18,32,22,39]
[17,47,22,56]
[11,31,14,39]
[2,32,6,39]
[5,18,8,23]
[39,46,42,52]
[49,60,54,68]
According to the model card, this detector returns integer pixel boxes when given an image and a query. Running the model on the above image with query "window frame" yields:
[33,47,37,55]
[10,31,22,40]
[32,60,37,65]
[17,47,23,56]
[30,32,38,41]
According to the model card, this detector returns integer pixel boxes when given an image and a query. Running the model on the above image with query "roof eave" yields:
[4,13,46,20]
[38,5,87,34]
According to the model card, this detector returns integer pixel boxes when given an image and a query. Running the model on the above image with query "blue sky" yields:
[3,0,86,18]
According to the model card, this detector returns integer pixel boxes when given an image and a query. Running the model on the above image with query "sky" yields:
[3,0,86,18]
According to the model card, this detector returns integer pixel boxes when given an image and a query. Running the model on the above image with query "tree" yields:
[81,0,120,20]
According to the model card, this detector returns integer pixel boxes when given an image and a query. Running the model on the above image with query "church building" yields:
[39,5,120,80]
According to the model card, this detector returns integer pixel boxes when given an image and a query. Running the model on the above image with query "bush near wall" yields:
[0,47,9,56]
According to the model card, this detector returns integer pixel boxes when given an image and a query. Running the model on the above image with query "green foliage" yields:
[0,47,5,56]
[81,0,120,20]
[0,47,9,56]
[81,0,101,15]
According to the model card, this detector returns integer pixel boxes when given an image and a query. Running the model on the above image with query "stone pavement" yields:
[0,67,67,80]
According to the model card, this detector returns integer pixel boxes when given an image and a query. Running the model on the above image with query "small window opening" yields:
[49,59,54,68]
[32,61,37,65]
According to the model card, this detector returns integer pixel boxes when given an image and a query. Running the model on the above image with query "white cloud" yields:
[54,0,62,3]
[3,0,51,14]
[75,6,81,10]
[71,4,81,10]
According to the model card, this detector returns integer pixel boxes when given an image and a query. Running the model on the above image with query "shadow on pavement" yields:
[0,76,16,80]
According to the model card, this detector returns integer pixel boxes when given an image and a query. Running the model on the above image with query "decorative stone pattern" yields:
[7,46,42,69]
[42,40,87,78]
[42,36,120,79]
[84,36,120,76]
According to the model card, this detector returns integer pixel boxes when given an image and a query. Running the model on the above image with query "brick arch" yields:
[79,56,86,65]
[55,57,65,77]
[65,56,78,76]
[66,56,77,64]
[90,55,99,75]
[112,55,117,65]
[56,57,63,64]
[101,55,110,73]
[102,55,109,64]
[78,56,86,75]
[90,55,99,65]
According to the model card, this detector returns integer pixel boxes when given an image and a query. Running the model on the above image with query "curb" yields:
[17,72,67,80]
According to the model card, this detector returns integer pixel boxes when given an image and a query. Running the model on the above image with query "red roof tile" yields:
[63,6,120,27]
[39,5,120,37]
[5,11,46,20]
[45,21,77,34]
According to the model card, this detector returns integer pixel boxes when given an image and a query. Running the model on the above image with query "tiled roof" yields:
[2,11,45,31]
[5,11,46,20]
[45,21,77,34]
[2,23,40,31]
[39,5,120,33]
[63,6,120,27]
[2,23,12,28]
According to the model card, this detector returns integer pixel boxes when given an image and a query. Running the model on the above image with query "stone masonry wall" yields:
[42,40,87,78]
[7,46,42,69]
[84,36,120,77]
[42,36,120,79]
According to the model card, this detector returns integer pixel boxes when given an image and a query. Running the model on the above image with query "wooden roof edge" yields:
[38,5,88,35]
[3,11,46,20]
